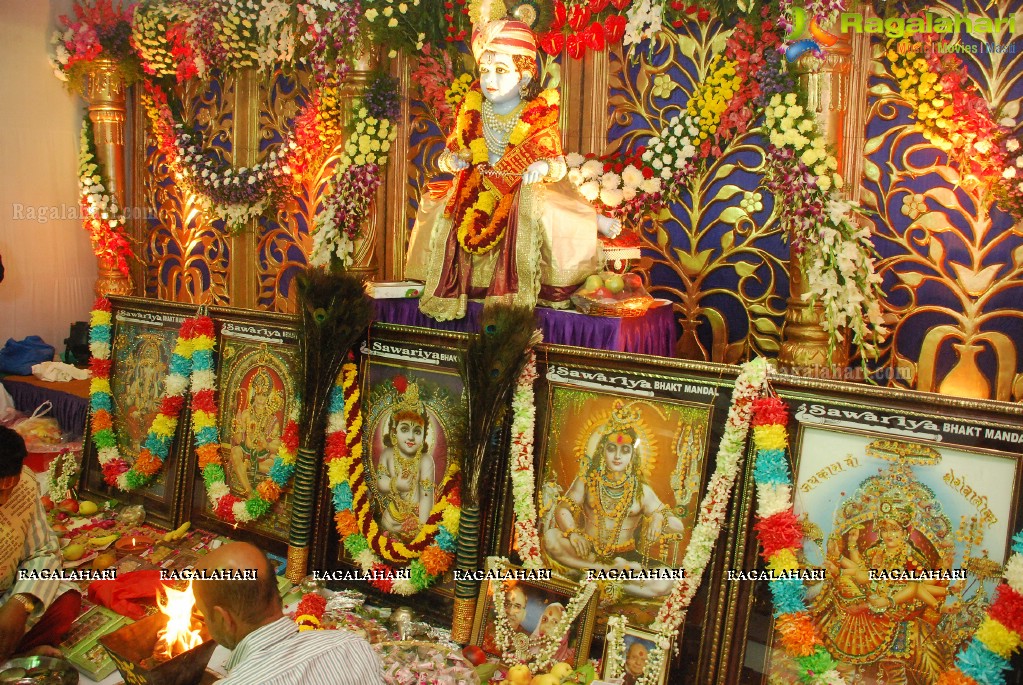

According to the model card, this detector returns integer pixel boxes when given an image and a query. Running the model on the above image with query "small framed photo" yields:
[601,625,671,685]
[470,571,598,669]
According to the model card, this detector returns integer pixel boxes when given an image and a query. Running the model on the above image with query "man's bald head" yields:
[193,542,281,627]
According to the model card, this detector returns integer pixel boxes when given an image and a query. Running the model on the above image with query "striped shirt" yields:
[0,468,61,622]
[219,617,384,685]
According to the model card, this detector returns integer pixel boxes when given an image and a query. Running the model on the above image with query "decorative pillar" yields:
[81,57,135,297]
[341,49,382,282]
[778,31,857,373]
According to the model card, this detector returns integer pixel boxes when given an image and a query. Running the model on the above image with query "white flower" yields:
[365,8,377,20]
[399,2,408,12]
[640,178,661,194]
[1007,139,1020,152]
[818,175,832,192]
[388,17,397,27]
[622,186,637,201]
[785,93,797,106]
[1004,553,1023,593]
[565,152,585,168]
[600,187,624,207]
[1004,167,1017,179]
[579,180,600,201]
[800,149,819,166]
[622,165,644,188]
[974,139,992,154]
[580,159,603,179]
[601,171,621,190]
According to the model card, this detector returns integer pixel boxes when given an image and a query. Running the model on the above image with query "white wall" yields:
[0,0,95,357]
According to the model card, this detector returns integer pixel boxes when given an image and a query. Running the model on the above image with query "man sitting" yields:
[191,542,383,684]
[0,425,81,661]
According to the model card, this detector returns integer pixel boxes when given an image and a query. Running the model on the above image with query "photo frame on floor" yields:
[312,324,472,621]
[721,376,1023,685]
[184,306,303,556]
[470,569,598,669]
[79,296,198,528]
[527,345,742,682]
[601,624,672,685]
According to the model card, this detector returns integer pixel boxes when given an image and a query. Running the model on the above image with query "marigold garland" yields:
[328,361,461,595]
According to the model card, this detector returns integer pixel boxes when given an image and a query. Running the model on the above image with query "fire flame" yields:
[155,581,203,660]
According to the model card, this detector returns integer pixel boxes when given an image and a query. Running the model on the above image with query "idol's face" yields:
[479,52,523,106]
[394,419,425,457]
[878,519,906,549]
[625,642,649,676]
[603,439,635,474]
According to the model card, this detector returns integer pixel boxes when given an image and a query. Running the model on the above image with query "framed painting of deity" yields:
[312,324,470,622]
[80,296,198,528]
[469,569,598,669]
[530,345,741,681]
[721,377,1023,685]
[184,307,301,555]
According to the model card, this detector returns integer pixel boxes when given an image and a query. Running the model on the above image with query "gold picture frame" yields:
[600,624,672,685]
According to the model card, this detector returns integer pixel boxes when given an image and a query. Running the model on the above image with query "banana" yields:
[162,521,191,542]
[88,534,120,547]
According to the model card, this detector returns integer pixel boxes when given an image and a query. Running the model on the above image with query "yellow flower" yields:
[441,505,460,533]
[754,424,788,451]
[976,618,1021,659]
[767,549,799,573]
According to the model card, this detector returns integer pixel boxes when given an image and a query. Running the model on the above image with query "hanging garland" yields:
[509,349,543,568]
[88,297,193,491]
[328,361,461,595]
[78,119,133,276]
[749,393,845,684]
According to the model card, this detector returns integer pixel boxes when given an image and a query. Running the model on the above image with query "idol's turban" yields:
[471,19,537,64]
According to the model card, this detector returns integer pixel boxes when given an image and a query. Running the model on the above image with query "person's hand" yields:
[523,160,550,185]
[597,214,622,239]
[0,600,29,662]
[24,645,62,659]
[449,154,469,172]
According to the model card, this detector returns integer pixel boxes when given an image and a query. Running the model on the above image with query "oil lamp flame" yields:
[155,581,203,660]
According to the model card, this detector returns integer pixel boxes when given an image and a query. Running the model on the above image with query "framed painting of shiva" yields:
[721,375,1023,685]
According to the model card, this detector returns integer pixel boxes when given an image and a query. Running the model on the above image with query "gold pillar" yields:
[341,49,382,282]
[778,32,856,373]
[230,68,260,308]
[80,57,135,297]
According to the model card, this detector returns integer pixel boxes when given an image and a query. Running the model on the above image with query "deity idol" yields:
[230,368,284,495]
[405,12,618,321]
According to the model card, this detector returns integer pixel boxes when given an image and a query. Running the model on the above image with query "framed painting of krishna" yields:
[312,324,469,621]
[184,306,302,555]
[80,296,198,528]
[721,376,1023,685]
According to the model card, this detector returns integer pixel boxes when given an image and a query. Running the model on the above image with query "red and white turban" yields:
[471,19,537,64]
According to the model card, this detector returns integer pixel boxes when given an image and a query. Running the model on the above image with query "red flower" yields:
[642,166,654,179]
[552,1,567,30]
[566,33,586,59]
[160,395,186,416]
[751,396,788,426]
[604,14,626,43]
[585,21,605,51]
[368,564,394,592]
[215,495,238,523]
[754,510,803,559]
[539,31,565,55]
[90,358,113,377]
[697,8,710,21]
[988,584,1023,634]
[610,0,630,9]
[192,316,215,338]
[392,375,408,394]
[191,388,216,413]
[325,431,351,460]
[282,421,299,451]
[93,297,112,312]
[296,592,327,619]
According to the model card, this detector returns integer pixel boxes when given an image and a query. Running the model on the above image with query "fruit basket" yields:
[571,272,654,318]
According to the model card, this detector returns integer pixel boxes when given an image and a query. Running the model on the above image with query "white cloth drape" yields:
[0,0,96,355]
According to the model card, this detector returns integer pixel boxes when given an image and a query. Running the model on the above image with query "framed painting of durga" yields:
[721,377,1023,685]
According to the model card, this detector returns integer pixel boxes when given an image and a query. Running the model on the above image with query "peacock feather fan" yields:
[295,267,373,452]
[460,304,541,508]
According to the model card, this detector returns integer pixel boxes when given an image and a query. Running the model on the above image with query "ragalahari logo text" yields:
[784,7,839,61]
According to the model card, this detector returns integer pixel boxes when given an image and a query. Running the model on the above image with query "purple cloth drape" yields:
[373,298,676,357]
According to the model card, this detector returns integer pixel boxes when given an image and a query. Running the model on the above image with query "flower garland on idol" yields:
[88,297,193,491]
[487,556,597,672]
[328,362,461,595]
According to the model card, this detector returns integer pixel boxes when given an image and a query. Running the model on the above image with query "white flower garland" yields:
[486,556,597,672]
[46,450,80,500]
[602,615,628,679]
[509,349,543,568]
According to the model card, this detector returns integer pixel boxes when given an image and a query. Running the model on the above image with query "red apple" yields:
[623,273,643,290]
[462,645,487,666]
[58,498,79,514]
[41,496,54,511]
[593,287,612,299]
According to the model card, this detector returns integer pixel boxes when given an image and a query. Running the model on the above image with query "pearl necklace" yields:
[481,99,526,158]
